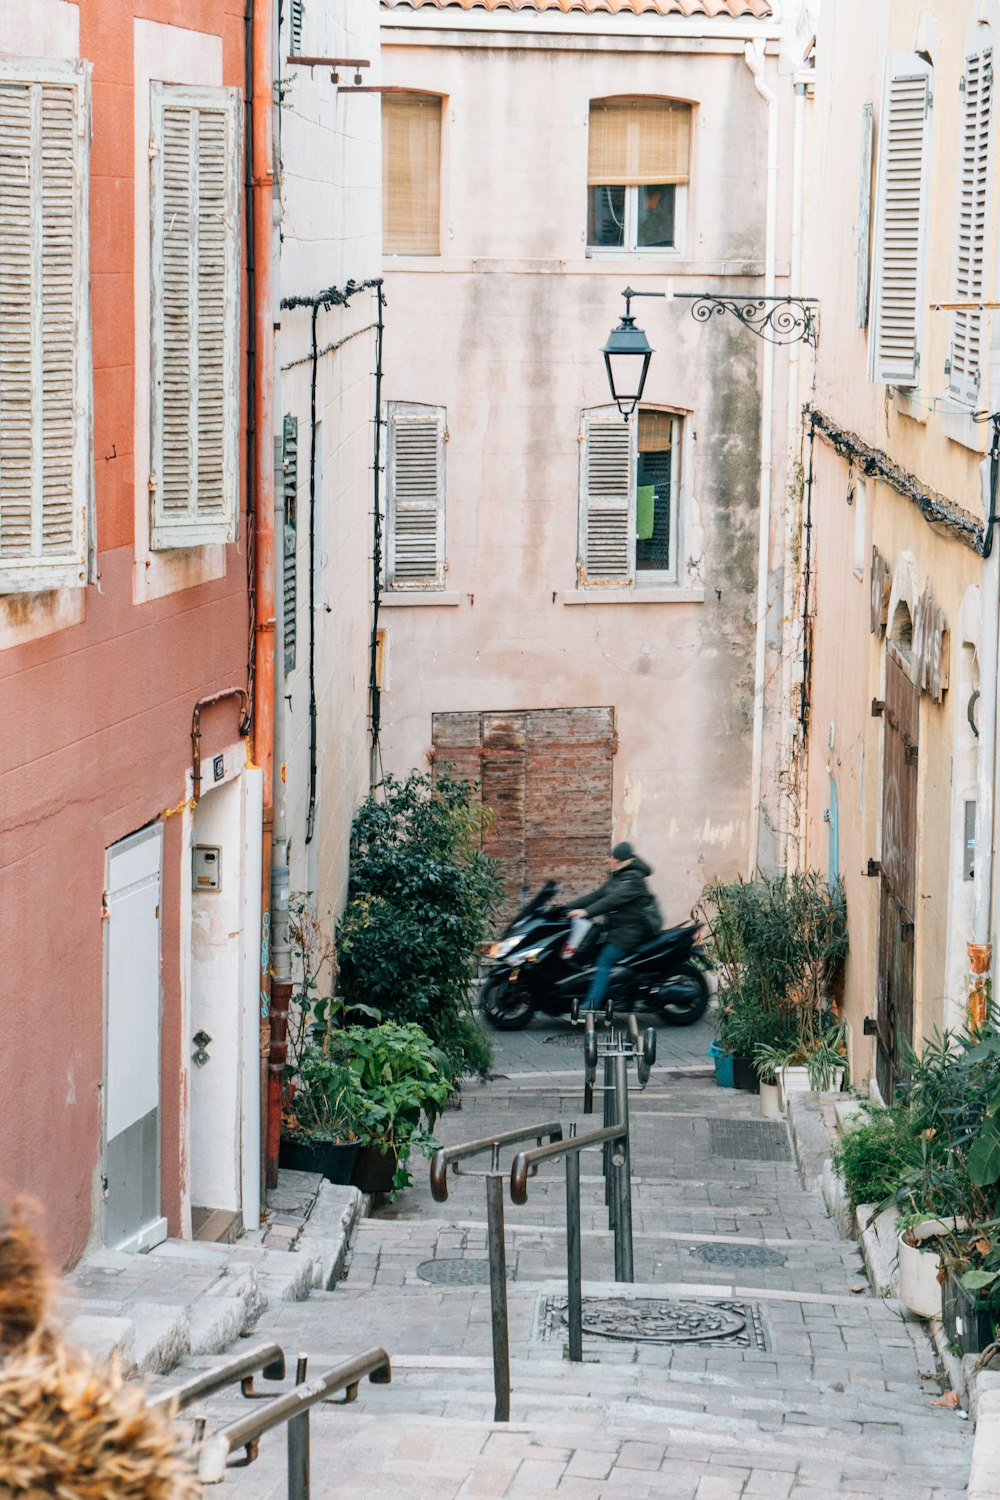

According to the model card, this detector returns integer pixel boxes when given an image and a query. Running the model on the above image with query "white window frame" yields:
[385,401,446,590]
[868,54,934,389]
[149,82,242,551]
[578,405,683,589]
[0,58,93,596]
[587,184,687,258]
[947,43,994,408]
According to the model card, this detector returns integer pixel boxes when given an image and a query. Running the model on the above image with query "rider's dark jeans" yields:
[583,942,625,1012]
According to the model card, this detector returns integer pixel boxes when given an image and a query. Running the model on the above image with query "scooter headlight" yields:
[491,935,522,960]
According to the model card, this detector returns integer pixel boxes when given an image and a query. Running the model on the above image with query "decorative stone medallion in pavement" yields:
[538,1295,769,1349]
[690,1241,787,1268]
[416,1258,511,1286]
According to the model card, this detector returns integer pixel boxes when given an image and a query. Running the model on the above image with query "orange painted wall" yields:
[0,0,249,1267]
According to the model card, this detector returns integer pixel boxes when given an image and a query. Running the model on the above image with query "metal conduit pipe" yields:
[743,38,778,876]
[191,690,250,804]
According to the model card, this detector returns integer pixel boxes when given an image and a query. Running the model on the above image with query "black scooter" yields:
[480,881,710,1031]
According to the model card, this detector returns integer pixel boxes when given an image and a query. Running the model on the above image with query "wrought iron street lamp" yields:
[602,285,820,416]
[602,293,654,420]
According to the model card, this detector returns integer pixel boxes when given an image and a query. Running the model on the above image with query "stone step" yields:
[174,1398,970,1500]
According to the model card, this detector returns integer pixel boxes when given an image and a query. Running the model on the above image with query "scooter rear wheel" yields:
[658,962,710,1025]
[481,973,535,1030]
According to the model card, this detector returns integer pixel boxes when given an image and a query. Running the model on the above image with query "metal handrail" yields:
[509,1122,624,1205]
[198,1347,391,1491]
[148,1342,286,1413]
[430,1120,563,1201]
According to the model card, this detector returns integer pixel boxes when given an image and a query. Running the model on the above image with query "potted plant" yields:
[279,1045,360,1184]
[701,873,848,1096]
[327,1022,452,1194]
[751,1042,785,1119]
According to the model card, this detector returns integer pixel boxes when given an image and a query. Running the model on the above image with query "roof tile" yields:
[382,0,772,14]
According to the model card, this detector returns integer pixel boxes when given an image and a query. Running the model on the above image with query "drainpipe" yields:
[971,437,1000,1026]
[250,0,277,1187]
[744,39,778,876]
[781,79,807,873]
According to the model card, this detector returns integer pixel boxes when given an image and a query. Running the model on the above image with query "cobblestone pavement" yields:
[166,1034,973,1499]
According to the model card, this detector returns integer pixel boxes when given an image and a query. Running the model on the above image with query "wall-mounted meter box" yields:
[192,845,222,892]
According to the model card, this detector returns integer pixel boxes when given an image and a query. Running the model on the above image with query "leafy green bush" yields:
[832,1108,918,1209]
[328,1022,452,1189]
[336,772,502,1077]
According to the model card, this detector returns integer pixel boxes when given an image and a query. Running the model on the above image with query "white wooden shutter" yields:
[282,414,298,673]
[949,49,993,405]
[869,56,932,388]
[579,409,633,584]
[0,61,92,595]
[387,402,445,588]
[150,84,241,550]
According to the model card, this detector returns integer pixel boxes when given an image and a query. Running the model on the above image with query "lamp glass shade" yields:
[602,319,653,417]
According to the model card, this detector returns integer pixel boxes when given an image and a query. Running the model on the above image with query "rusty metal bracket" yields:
[865,859,881,877]
[871,698,885,717]
[191,689,251,804]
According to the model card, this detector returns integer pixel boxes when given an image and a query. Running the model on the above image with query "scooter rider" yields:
[568,842,661,1013]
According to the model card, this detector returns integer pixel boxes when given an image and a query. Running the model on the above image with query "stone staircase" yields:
[59,1176,362,1377]
[148,1065,974,1498]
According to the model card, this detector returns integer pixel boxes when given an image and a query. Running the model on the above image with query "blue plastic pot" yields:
[709,1042,734,1088]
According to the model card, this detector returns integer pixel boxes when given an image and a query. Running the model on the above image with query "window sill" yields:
[559,585,705,605]
[586,246,683,259]
[937,401,986,454]
[891,387,928,425]
[380,589,461,607]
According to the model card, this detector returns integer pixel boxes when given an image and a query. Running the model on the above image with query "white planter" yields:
[777,1066,810,1110]
[759,1081,781,1119]
[897,1232,943,1319]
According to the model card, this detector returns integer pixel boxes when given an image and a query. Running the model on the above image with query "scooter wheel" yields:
[658,962,710,1025]
[480,973,535,1030]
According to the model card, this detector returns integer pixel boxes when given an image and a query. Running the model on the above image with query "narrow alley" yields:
[155,1024,973,1499]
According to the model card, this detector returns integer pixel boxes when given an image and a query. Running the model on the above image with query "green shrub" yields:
[336,772,502,1077]
[832,1108,918,1209]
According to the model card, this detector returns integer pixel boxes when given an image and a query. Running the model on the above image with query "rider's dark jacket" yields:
[576,857,660,952]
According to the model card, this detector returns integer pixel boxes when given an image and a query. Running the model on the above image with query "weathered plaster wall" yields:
[278,0,381,922]
[379,30,794,917]
[0,0,249,1267]
[803,0,993,1084]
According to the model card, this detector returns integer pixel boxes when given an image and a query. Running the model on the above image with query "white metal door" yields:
[103,824,167,1251]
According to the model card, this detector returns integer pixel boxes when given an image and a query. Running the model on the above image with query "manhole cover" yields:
[691,1241,787,1268]
[416,1258,510,1286]
[709,1119,791,1162]
[538,1295,767,1349]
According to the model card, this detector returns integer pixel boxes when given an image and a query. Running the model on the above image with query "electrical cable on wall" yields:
[278,277,385,842]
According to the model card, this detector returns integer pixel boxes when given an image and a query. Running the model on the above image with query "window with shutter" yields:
[283,414,298,673]
[386,402,445,588]
[869,56,932,388]
[150,83,241,550]
[579,410,633,584]
[0,61,92,596]
[290,0,304,54]
[949,49,993,405]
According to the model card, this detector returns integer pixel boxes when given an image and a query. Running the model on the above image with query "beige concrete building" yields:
[800,0,1000,1094]
[376,0,808,922]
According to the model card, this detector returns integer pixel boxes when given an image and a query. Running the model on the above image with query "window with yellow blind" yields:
[382,93,442,256]
[587,98,690,254]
